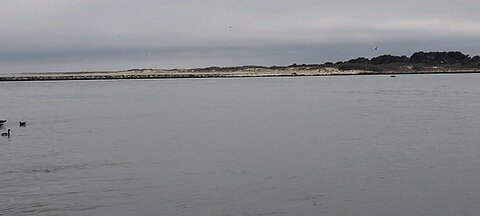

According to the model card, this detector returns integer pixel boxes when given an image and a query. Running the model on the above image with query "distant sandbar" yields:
[1,67,480,82]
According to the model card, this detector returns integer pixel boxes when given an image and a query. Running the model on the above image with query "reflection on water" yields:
[1,75,480,215]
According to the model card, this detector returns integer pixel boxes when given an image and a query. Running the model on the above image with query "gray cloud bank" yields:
[1,0,479,72]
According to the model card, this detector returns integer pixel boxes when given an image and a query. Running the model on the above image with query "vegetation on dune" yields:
[188,51,480,72]
[325,51,480,72]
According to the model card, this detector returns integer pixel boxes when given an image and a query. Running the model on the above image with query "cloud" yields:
[1,0,479,72]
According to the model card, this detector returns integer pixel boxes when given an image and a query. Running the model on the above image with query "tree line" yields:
[190,51,480,72]
[340,51,480,67]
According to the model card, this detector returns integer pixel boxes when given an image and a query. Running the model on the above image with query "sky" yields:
[1,0,480,72]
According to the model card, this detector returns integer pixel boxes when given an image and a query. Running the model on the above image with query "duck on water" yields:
[0,120,6,127]
[1,129,10,137]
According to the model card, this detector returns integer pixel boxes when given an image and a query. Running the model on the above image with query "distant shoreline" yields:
[3,51,480,81]
[1,69,480,82]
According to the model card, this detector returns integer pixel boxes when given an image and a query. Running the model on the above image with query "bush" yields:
[371,55,408,64]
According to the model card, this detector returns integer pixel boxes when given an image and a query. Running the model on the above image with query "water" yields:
[1,75,480,216]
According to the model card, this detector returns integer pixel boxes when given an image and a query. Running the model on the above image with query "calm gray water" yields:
[1,75,480,216]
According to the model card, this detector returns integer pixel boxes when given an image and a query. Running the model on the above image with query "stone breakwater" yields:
[0,69,479,82]
[0,69,356,81]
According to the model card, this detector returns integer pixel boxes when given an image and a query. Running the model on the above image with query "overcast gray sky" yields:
[1,0,479,72]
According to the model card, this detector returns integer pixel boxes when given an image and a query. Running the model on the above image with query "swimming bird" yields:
[374,46,378,51]
[19,122,26,127]
[1,129,10,137]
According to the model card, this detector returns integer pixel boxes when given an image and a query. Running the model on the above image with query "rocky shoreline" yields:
[1,68,480,82]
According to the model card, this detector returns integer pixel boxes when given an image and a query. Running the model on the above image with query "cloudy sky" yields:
[1,0,479,72]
